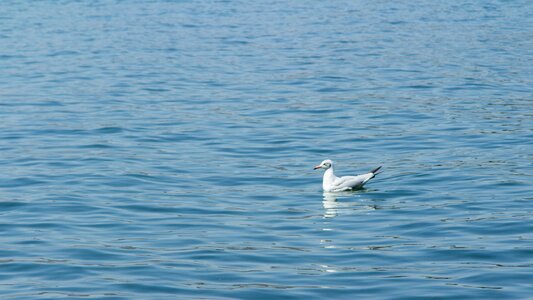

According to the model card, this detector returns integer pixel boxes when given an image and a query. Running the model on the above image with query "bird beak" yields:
[313,165,321,170]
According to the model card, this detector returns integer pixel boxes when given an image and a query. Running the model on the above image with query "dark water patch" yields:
[0,178,46,188]
[61,248,130,262]
[77,143,116,149]
[92,127,124,134]
[0,201,28,210]
[114,283,191,295]
[0,100,64,107]
[46,50,80,57]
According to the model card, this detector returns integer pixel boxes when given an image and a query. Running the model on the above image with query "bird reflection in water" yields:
[322,191,377,218]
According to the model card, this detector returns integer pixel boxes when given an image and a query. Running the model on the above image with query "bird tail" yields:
[370,166,382,175]
[361,166,383,186]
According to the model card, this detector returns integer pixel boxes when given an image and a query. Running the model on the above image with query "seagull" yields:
[313,159,382,192]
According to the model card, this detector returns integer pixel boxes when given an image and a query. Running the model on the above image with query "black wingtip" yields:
[370,166,382,174]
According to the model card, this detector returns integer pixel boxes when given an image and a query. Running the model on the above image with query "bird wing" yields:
[331,173,374,191]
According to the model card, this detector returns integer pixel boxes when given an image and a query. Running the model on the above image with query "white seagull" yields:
[314,159,382,192]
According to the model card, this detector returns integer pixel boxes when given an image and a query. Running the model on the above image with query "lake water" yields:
[0,1,532,299]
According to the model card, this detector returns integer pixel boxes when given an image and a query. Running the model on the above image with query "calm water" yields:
[0,1,532,299]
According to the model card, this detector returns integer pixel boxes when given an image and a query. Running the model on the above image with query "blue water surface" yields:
[0,1,532,299]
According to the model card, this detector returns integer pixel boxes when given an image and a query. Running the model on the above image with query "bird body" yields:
[314,159,381,192]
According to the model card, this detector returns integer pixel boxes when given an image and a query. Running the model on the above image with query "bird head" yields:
[313,159,333,170]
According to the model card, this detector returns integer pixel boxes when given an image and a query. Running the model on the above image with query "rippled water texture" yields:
[0,1,532,299]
